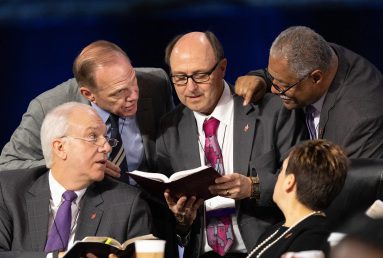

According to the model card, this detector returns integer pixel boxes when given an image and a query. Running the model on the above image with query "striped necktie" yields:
[109,114,129,183]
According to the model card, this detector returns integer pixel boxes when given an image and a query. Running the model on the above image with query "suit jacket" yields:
[318,43,383,158]
[0,67,175,171]
[156,92,306,258]
[0,166,152,258]
[249,215,330,258]
[248,43,383,158]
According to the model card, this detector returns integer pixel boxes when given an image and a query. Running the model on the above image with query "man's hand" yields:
[208,173,252,200]
[164,190,204,230]
[234,75,267,106]
[105,160,121,178]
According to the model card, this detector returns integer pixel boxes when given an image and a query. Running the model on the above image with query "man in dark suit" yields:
[157,31,306,258]
[0,40,177,258]
[0,102,151,257]
[235,25,383,158]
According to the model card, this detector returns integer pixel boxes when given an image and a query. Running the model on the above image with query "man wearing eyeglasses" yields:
[0,102,152,257]
[235,25,383,158]
[157,31,306,258]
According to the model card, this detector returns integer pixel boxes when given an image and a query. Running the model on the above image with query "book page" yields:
[121,234,157,249]
[81,236,122,249]
[128,171,170,182]
[168,165,211,182]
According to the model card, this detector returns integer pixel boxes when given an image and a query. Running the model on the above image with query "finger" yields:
[214,175,233,184]
[85,253,97,258]
[109,254,118,258]
[193,198,205,210]
[184,196,197,209]
[243,90,253,106]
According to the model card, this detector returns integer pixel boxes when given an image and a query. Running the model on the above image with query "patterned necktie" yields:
[203,117,234,256]
[305,105,317,139]
[109,114,129,183]
[45,190,77,252]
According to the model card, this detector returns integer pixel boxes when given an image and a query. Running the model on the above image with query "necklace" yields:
[246,211,323,258]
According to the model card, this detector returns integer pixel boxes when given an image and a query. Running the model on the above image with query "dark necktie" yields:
[45,190,77,252]
[305,105,317,140]
[203,117,234,256]
[109,114,129,183]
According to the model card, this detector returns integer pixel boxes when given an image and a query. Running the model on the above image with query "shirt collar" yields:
[308,91,327,114]
[194,81,233,128]
[90,102,136,124]
[48,170,87,206]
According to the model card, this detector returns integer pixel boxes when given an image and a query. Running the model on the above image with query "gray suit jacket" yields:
[156,92,306,257]
[318,43,383,158]
[0,68,174,171]
[0,166,152,258]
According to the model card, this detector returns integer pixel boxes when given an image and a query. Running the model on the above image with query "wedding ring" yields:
[226,190,230,195]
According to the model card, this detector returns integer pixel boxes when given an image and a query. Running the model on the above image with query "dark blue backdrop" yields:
[1,2,383,149]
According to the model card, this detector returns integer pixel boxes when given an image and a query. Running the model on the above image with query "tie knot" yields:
[203,117,220,137]
[109,114,120,128]
[62,190,77,202]
[306,105,317,115]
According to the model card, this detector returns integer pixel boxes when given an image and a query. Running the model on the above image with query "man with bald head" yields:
[157,31,306,258]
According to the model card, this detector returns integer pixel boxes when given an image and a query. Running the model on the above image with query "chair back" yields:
[326,158,383,230]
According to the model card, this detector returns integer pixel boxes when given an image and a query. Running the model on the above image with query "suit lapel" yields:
[179,108,201,169]
[26,172,51,251]
[233,96,257,175]
[318,48,347,139]
[74,184,104,240]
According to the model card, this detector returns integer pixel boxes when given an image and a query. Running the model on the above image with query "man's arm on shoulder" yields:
[0,98,46,171]
[235,69,269,105]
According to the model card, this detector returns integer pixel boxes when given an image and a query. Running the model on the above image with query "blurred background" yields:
[1,0,383,148]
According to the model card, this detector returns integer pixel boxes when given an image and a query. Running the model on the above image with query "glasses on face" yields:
[170,60,221,86]
[265,68,311,95]
[63,135,119,148]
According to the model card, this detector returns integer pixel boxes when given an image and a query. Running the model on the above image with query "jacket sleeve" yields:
[0,98,46,171]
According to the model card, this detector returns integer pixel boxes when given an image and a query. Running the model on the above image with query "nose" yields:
[185,78,198,92]
[98,140,112,154]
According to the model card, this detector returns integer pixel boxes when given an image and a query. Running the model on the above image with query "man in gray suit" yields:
[0,40,174,177]
[235,26,383,158]
[0,102,151,257]
[157,31,306,258]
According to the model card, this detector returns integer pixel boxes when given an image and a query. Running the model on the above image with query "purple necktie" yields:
[203,117,234,256]
[305,105,317,139]
[45,190,77,252]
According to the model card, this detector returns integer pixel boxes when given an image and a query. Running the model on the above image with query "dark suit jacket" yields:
[318,43,383,158]
[156,92,306,257]
[0,166,152,258]
[249,215,330,258]
[0,67,175,171]
[249,43,383,158]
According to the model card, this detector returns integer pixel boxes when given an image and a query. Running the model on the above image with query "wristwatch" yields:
[249,176,260,200]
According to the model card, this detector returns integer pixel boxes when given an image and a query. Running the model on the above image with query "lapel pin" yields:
[91,213,97,219]
[244,124,249,132]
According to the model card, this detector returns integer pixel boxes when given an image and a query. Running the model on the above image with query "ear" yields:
[80,87,96,103]
[284,173,296,193]
[311,70,323,84]
[52,138,68,161]
[219,58,228,77]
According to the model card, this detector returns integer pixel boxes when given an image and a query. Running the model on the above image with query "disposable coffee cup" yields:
[135,239,166,258]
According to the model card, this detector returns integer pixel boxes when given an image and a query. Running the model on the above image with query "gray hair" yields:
[40,102,96,168]
[270,26,334,78]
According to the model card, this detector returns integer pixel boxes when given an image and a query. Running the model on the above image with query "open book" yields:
[63,234,157,258]
[128,165,221,199]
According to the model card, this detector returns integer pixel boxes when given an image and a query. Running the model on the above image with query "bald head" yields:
[165,31,227,115]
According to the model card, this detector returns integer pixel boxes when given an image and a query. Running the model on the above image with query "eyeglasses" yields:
[170,60,221,86]
[63,135,119,147]
[265,68,311,95]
